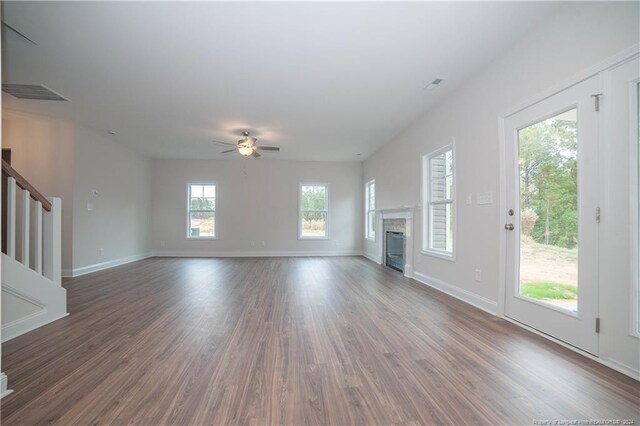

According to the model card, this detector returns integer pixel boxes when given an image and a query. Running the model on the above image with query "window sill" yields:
[186,236,217,241]
[420,249,455,262]
[298,236,329,241]
[365,237,375,242]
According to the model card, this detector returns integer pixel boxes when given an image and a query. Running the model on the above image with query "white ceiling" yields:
[2,2,560,161]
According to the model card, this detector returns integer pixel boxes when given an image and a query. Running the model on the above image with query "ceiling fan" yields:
[213,131,280,158]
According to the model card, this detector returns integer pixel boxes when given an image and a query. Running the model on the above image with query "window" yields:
[365,180,376,240]
[299,184,328,239]
[188,183,216,239]
[422,144,455,258]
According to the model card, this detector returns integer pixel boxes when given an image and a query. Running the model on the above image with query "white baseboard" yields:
[412,271,498,315]
[63,252,153,278]
[0,373,13,399]
[362,252,382,264]
[599,357,640,381]
[502,316,640,381]
[152,250,363,258]
[410,271,638,380]
[2,312,69,343]
[63,251,363,277]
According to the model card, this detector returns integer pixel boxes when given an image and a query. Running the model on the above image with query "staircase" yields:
[1,159,67,343]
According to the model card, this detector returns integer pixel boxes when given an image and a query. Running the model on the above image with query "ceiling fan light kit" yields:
[213,131,280,159]
[237,131,255,157]
[238,145,253,157]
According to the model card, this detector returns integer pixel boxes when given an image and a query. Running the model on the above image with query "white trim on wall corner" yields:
[63,252,153,278]
[412,271,498,316]
[153,250,363,258]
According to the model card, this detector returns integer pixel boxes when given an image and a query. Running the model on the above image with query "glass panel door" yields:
[503,75,599,355]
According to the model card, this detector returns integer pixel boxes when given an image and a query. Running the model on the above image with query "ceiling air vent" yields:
[424,78,445,91]
[2,84,69,101]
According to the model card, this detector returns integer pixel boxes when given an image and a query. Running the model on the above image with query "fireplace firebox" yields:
[385,231,405,273]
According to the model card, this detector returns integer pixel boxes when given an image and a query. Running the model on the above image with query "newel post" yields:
[43,197,62,285]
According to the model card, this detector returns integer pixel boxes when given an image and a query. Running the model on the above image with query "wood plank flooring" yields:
[1,256,638,425]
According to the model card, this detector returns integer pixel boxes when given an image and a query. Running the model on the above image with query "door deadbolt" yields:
[504,224,514,231]
[508,209,514,216]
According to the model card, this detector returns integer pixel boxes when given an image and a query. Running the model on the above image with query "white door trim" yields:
[498,44,640,120]
[630,75,640,339]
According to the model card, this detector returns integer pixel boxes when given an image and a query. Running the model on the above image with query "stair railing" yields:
[2,160,61,285]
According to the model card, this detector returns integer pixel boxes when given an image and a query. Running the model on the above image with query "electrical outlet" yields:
[251,241,256,247]
[466,194,473,205]
[99,248,105,256]
[474,269,482,282]
[261,241,266,247]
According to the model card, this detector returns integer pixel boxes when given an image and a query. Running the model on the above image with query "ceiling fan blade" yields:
[220,148,237,154]
[212,139,236,146]
[256,146,280,151]
[251,150,261,158]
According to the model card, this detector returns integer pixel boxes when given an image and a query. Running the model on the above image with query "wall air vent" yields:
[424,78,446,91]
[2,84,69,101]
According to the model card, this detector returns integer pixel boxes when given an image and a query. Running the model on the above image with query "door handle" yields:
[504,224,514,231]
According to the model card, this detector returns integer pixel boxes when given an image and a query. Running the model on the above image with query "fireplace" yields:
[385,231,405,273]
[377,209,413,278]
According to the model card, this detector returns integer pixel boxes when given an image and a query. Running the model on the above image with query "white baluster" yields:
[34,201,43,274]
[6,177,16,259]
[22,189,30,267]
[43,197,62,286]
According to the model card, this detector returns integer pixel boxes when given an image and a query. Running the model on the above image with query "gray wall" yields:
[363,2,639,374]
[151,159,363,255]
[72,127,152,271]
[1,109,153,274]
[2,110,76,271]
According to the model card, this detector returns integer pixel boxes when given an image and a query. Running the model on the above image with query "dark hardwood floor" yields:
[1,256,638,425]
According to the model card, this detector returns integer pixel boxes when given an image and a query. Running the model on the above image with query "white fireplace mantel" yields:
[376,207,416,278]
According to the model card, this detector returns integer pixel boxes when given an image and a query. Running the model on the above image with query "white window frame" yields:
[298,182,329,240]
[421,141,456,261]
[365,179,376,241]
[186,182,217,240]
[630,79,640,338]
